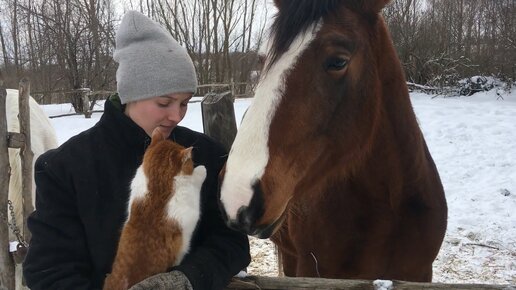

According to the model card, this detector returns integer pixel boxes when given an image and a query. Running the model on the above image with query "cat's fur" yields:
[103,129,206,290]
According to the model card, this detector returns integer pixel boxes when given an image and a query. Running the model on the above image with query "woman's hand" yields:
[128,271,192,290]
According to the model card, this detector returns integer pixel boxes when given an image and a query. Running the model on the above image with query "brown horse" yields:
[219,0,447,282]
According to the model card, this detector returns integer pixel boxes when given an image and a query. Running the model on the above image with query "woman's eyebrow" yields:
[158,95,173,99]
[158,95,192,102]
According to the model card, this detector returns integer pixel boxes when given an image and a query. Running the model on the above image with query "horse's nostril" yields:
[221,179,266,235]
[237,206,254,232]
[224,206,259,235]
[228,205,279,238]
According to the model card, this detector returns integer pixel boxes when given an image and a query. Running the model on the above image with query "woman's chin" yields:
[157,126,174,138]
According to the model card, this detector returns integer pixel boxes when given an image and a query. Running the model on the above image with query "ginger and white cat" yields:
[103,129,206,290]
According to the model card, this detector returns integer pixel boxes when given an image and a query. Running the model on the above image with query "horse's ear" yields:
[273,0,282,9]
[150,128,165,146]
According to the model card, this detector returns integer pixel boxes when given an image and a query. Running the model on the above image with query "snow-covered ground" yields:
[41,88,515,285]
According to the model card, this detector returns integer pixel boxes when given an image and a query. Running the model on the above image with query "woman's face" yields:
[125,92,192,138]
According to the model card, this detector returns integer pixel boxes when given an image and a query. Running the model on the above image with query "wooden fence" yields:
[224,276,515,290]
[198,82,254,98]
[0,78,33,289]
[31,82,253,107]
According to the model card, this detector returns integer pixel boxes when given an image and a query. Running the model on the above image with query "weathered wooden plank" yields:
[18,78,34,244]
[225,276,515,290]
[225,276,372,289]
[0,80,15,290]
[201,91,237,152]
[7,132,25,149]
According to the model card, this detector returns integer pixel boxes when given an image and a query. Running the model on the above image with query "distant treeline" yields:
[384,0,515,87]
[0,0,514,110]
[0,0,269,111]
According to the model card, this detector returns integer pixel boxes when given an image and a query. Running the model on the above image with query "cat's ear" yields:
[182,147,193,164]
[150,128,165,146]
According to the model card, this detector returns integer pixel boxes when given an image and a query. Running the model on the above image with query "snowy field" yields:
[41,88,515,285]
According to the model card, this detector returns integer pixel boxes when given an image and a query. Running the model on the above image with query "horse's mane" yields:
[268,0,341,69]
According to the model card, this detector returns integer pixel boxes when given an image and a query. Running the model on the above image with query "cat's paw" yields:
[192,165,207,185]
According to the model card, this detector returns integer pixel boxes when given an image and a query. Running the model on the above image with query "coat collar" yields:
[100,97,151,157]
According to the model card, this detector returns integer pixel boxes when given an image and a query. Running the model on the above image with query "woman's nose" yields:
[167,105,183,123]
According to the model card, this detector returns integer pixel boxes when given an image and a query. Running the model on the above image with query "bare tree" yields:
[135,0,268,96]
[383,0,515,87]
[2,0,511,101]
[0,0,117,107]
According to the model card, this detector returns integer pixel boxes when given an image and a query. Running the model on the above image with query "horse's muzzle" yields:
[229,206,261,235]
[218,179,275,238]
[226,206,279,239]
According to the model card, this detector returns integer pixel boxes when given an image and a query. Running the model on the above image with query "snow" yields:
[40,89,515,285]
[373,280,393,290]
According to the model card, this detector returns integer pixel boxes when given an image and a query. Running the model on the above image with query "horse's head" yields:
[220,0,401,238]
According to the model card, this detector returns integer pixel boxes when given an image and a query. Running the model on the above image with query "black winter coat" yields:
[23,98,250,290]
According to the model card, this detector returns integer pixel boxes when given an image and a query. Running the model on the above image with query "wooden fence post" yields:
[201,91,238,152]
[0,79,15,290]
[19,78,34,244]
[80,88,92,118]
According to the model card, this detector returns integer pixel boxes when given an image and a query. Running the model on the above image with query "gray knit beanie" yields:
[113,11,197,104]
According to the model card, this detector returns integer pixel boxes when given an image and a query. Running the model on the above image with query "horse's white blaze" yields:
[167,165,206,264]
[220,23,321,220]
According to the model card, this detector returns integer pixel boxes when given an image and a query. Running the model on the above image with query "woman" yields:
[23,11,250,290]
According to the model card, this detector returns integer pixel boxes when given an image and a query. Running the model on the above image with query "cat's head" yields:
[142,129,195,185]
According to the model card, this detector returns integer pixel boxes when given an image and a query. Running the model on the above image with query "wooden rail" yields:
[0,78,16,290]
[225,276,515,290]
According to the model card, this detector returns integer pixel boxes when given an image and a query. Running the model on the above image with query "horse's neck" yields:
[359,21,441,207]
[356,99,442,210]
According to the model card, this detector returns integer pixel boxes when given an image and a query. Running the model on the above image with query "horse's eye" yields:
[325,57,348,71]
